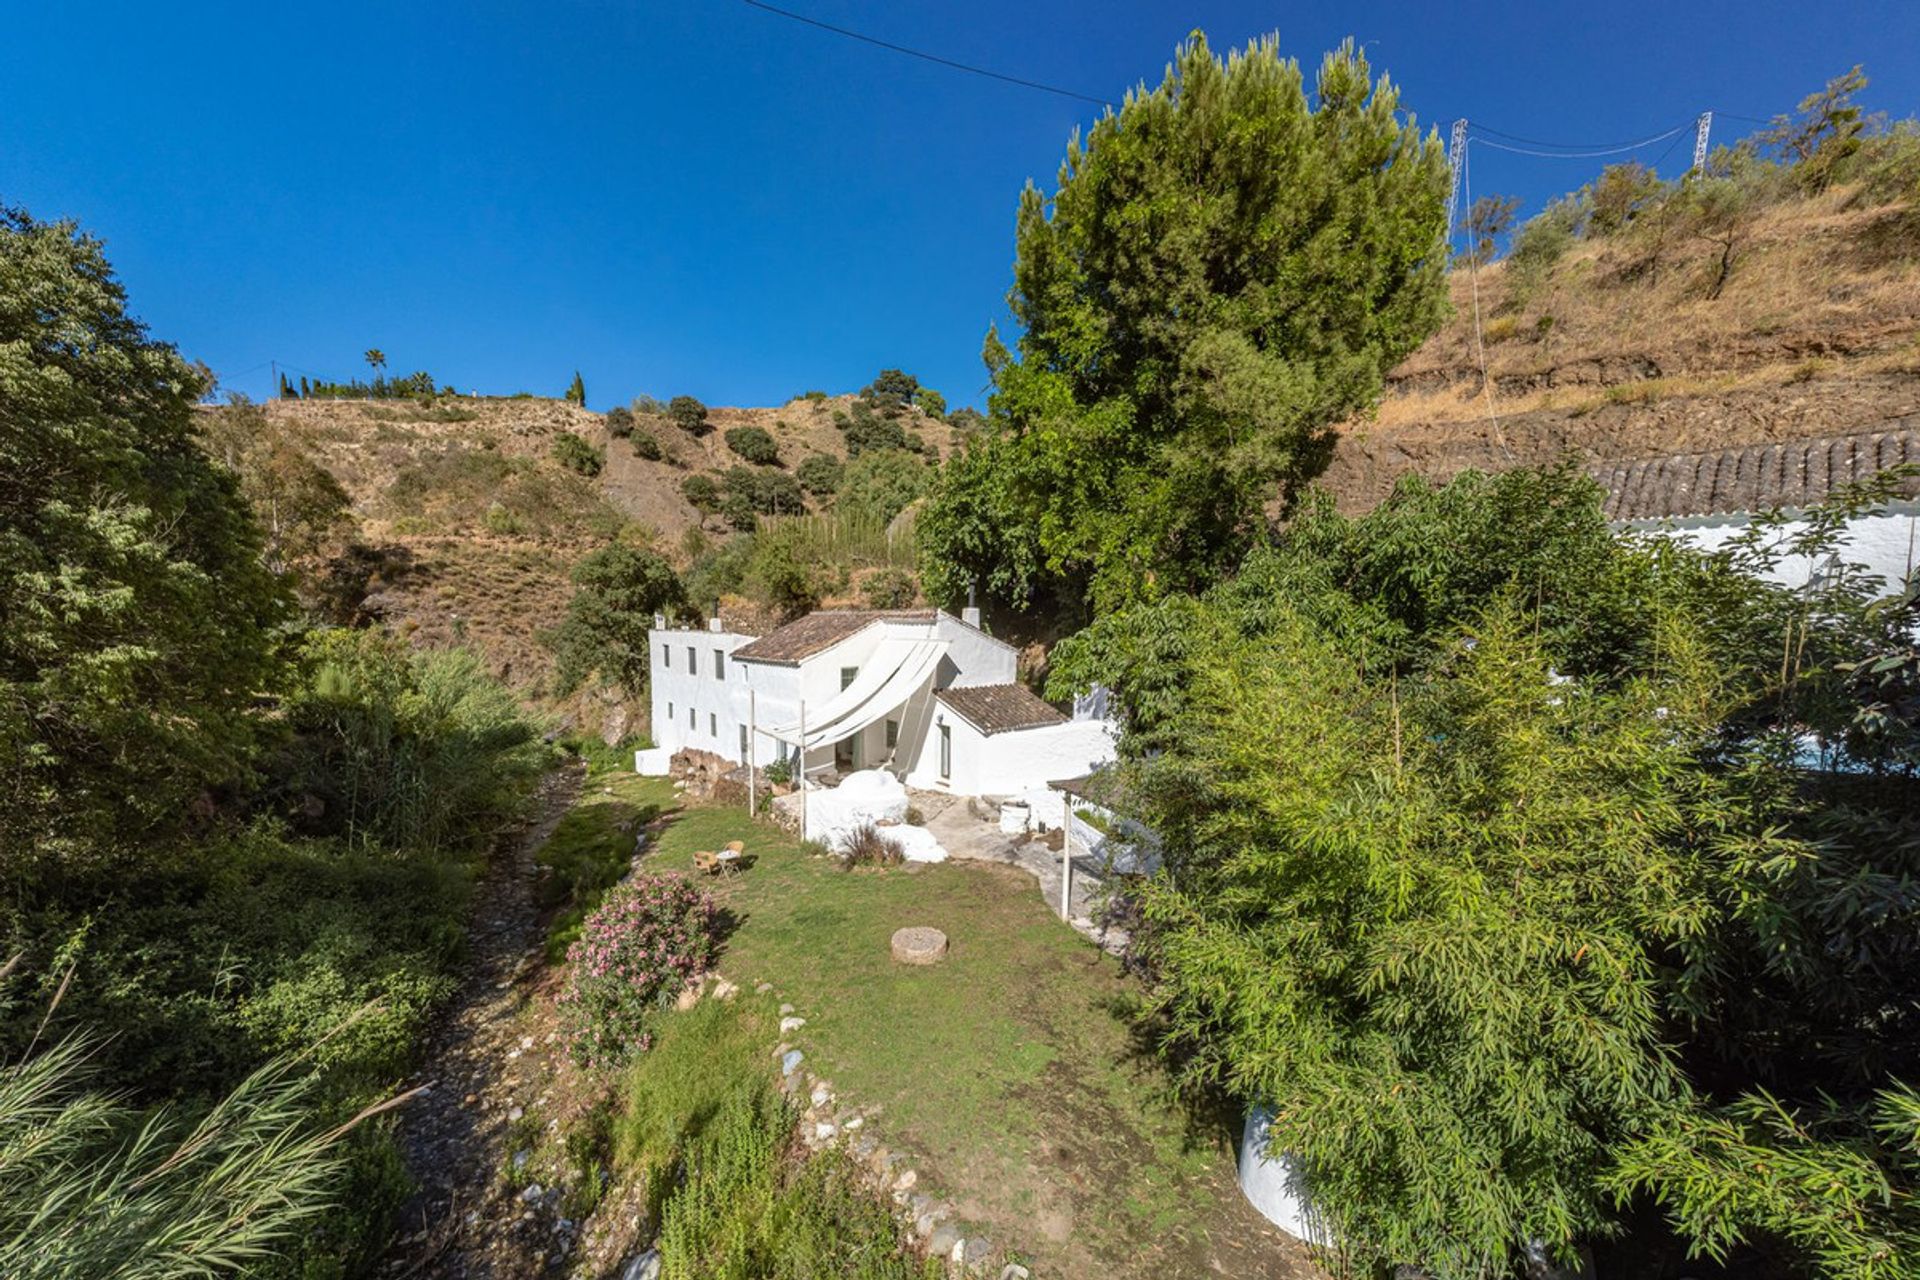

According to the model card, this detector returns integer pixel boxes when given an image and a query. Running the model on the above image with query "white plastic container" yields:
[998,800,1030,835]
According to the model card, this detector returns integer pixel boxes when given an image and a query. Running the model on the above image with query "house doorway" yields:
[835,734,857,772]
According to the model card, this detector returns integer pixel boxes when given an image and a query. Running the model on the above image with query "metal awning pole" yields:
[798,695,808,843]
[1060,797,1073,921]
[748,688,757,818]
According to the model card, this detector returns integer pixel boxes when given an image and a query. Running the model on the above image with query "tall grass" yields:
[0,1028,396,1279]
[756,509,918,571]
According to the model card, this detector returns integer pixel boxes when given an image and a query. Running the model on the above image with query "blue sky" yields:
[4,1,1915,410]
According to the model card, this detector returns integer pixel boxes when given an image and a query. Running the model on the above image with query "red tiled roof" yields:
[730,610,935,665]
[936,683,1067,735]
[1595,425,1920,522]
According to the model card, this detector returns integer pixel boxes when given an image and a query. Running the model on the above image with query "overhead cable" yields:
[739,0,1112,107]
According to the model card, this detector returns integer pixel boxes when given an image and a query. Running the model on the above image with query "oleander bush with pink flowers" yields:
[559,873,721,1067]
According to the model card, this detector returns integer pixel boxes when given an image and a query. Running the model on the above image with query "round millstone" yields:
[890,927,949,965]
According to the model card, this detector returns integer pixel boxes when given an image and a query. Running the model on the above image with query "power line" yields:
[1469,120,1691,151]
[1470,123,1690,159]
[739,0,1112,107]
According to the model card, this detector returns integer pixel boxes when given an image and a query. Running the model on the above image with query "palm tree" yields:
[364,348,386,399]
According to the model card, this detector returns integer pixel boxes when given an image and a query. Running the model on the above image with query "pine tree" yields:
[565,371,586,407]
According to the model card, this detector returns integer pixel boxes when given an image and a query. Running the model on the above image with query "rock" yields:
[463,1093,477,1106]
[512,1151,530,1172]
[780,1016,806,1033]
[890,926,949,965]
[810,1084,832,1108]
[963,1238,991,1266]
[893,1168,918,1193]
[508,1107,524,1122]
[916,1213,936,1237]
[843,1115,863,1131]
[674,987,699,1012]
[620,1249,662,1280]
[999,1266,1032,1280]
[755,982,773,994]
[928,1225,961,1257]
[814,1122,837,1141]
[782,1049,804,1076]
[711,978,738,1000]
[520,1184,544,1203]
[778,1002,795,1016]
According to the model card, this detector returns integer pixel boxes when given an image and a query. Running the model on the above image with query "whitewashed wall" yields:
[934,612,1018,687]
[1630,503,1919,593]
[901,713,1117,797]
[648,625,757,759]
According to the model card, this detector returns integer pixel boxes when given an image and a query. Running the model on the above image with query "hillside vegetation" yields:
[224,387,965,725]
[1328,114,1920,509]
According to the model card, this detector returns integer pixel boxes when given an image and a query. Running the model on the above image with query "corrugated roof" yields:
[1595,426,1920,522]
[730,610,935,665]
[936,684,1067,735]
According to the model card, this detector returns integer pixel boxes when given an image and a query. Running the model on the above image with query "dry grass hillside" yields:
[261,392,964,711]
[1325,186,1920,511]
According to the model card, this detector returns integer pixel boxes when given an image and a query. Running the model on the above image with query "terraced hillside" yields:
[1326,186,1920,510]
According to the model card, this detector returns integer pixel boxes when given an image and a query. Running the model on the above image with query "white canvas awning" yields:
[767,638,945,749]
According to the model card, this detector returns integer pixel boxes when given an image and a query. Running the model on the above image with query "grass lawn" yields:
[596,771,1314,1279]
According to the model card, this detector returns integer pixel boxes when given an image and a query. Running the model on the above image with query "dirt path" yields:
[382,762,585,1279]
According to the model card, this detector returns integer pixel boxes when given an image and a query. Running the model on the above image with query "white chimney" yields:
[961,581,982,629]
[708,615,724,633]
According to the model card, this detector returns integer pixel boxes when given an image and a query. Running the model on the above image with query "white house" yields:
[1593,425,1919,591]
[645,606,1115,798]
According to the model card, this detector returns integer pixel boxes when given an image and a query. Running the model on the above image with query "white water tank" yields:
[1239,1106,1332,1245]
[998,800,1030,834]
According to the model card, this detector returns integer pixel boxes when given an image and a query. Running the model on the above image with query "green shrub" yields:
[836,400,911,456]
[632,431,664,461]
[861,567,918,609]
[552,432,604,476]
[723,466,805,517]
[837,449,927,525]
[796,454,843,496]
[668,395,709,435]
[558,874,720,1067]
[682,474,720,514]
[725,426,780,466]
[914,387,946,419]
[801,389,828,402]
[484,502,527,535]
[1507,198,1581,300]
[548,544,688,697]
[605,405,636,437]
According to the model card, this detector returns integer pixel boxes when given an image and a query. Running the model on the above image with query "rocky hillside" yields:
[1325,187,1920,511]
[259,392,963,709]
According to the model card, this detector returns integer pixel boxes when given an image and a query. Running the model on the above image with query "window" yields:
[668,701,674,720]
[739,724,749,758]
[687,645,697,676]
[663,645,671,670]
[840,666,858,691]
[714,649,725,680]
[885,719,899,749]
[709,712,717,736]
[688,706,695,729]
[938,724,951,779]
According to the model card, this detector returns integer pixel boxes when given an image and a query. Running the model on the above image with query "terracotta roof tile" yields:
[935,683,1067,735]
[729,610,935,664]
[1595,424,1920,522]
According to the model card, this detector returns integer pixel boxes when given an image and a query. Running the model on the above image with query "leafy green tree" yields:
[862,368,918,410]
[631,430,663,461]
[551,431,604,476]
[836,449,927,525]
[605,405,635,438]
[721,466,804,517]
[724,425,780,466]
[835,399,911,456]
[547,543,688,698]
[795,453,843,496]
[1460,192,1519,265]
[861,567,918,609]
[1762,65,1871,192]
[668,395,709,435]
[1583,161,1663,235]
[565,370,586,406]
[363,348,384,397]
[919,33,1451,616]
[744,531,821,621]
[913,386,946,419]
[945,406,984,431]
[0,206,290,876]
[681,474,720,514]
